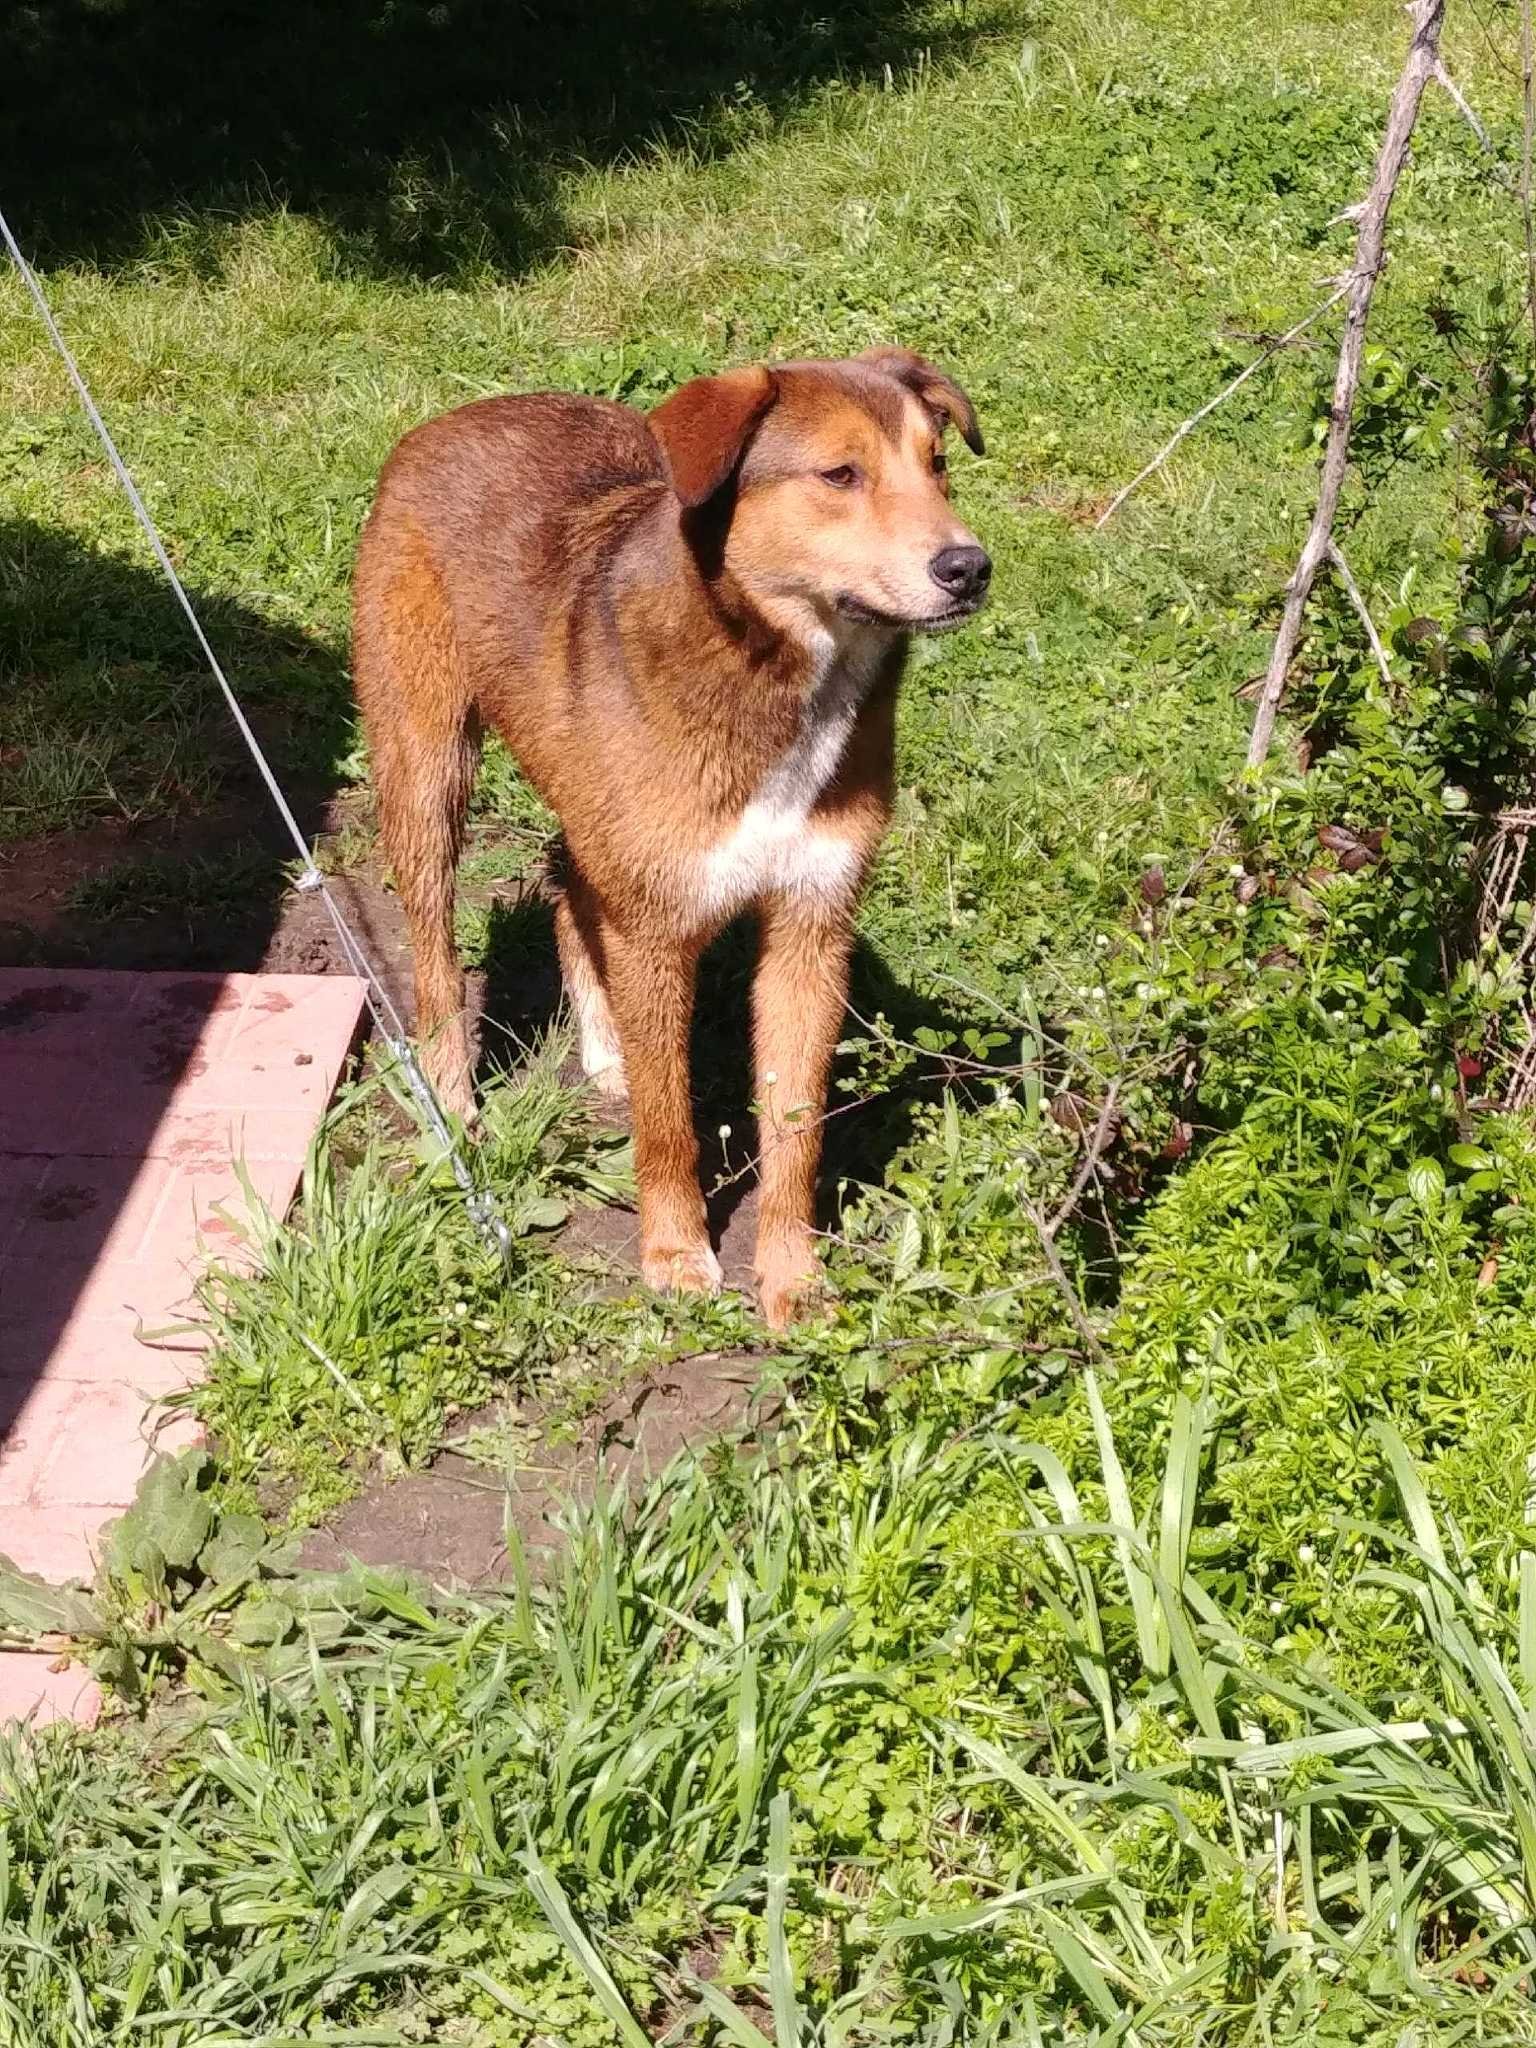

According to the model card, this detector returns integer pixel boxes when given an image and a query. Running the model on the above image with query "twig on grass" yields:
[299,1329,387,1430]
[1022,1193,1107,1362]
[1246,0,1449,767]
[1326,538,1393,686]
[1045,1082,1121,1239]
[1432,59,1497,159]
[1093,287,1349,531]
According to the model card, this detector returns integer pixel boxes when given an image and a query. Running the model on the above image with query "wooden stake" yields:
[1246,0,1447,769]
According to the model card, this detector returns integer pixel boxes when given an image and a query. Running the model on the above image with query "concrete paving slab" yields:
[0,969,365,1729]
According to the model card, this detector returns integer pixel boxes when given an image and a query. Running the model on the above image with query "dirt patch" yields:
[294,1467,512,1586]
[261,861,418,1012]
[298,1350,778,1586]
[0,793,400,968]
[0,791,536,1037]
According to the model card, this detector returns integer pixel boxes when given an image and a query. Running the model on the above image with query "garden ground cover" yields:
[7,0,1536,2038]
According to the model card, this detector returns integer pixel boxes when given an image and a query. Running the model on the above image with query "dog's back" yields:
[357,393,660,680]
[368,391,659,542]
[354,390,681,830]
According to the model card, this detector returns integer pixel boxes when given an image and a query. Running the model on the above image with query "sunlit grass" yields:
[5,0,1536,2037]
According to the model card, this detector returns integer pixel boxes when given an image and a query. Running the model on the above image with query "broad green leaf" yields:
[196,1512,268,1586]
[0,1557,104,1640]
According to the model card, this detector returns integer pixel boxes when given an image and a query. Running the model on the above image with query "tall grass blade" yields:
[520,1843,652,2048]
[1083,1368,1161,1674]
[766,1791,802,2048]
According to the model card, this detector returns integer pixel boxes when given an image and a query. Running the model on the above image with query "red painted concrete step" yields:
[0,969,365,1729]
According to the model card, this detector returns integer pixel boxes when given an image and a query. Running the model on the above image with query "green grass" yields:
[8,0,1536,2037]
[9,1407,1536,2040]
[183,1044,641,1520]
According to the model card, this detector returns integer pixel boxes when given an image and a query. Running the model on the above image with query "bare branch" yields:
[1247,0,1448,768]
[1432,59,1496,158]
[1094,288,1348,530]
[1045,1082,1121,1239]
[1326,538,1393,686]
[1021,1194,1107,1362]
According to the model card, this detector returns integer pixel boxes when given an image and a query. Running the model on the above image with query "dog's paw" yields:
[586,1057,630,1103]
[642,1242,724,1299]
[755,1235,829,1330]
[422,1031,479,1128]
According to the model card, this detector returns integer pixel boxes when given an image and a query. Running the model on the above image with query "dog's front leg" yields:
[600,916,721,1300]
[751,896,855,1327]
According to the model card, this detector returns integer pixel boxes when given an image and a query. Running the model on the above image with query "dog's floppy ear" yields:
[648,364,777,509]
[859,346,985,457]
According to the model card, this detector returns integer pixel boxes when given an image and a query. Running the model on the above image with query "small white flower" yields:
[1298,1542,1315,1566]
[1268,1598,1285,1616]
[718,1123,732,1141]
[763,1070,778,1087]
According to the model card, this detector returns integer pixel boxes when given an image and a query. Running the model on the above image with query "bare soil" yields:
[0,792,547,1029]
[298,1350,779,1585]
[1,792,410,986]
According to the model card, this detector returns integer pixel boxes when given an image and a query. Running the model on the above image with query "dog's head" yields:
[647,348,990,634]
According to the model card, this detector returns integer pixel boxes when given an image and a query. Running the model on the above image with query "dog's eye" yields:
[818,464,858,489]
[932,449,948,476]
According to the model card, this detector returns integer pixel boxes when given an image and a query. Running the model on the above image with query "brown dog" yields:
[353,348,989,1326]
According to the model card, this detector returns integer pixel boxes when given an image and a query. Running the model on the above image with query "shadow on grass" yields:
[0,516,353,968]
[477,890,994,1244]
[7,0,991,283]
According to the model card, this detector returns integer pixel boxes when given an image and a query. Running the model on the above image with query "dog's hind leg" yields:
[553,866,628,1100]
[354,519,482,1121]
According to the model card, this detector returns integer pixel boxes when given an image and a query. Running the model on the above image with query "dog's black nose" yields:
[929,544,992,602]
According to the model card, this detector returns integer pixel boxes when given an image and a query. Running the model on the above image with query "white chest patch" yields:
[696,632,879,919]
